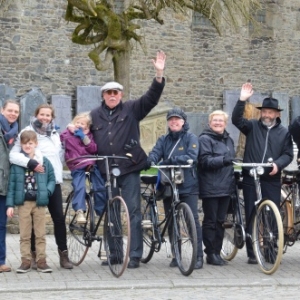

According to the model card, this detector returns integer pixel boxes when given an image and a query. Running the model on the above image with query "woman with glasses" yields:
[197,110,235,266]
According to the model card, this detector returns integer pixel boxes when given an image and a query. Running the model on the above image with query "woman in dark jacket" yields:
[147,107,203,270]
[198,110,235,266]
[0,99,20,273]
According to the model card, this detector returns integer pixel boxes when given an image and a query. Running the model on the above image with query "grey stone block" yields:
[76,86,102,113]
[19,88,47,129]
[51,95,72,132]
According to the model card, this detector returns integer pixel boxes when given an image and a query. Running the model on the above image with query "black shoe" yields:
[101,257,123,266]
[194,257,203,269]
[206,254,223,266]
[216,254,228,265]
[169,258,178,268]
[247,257,258,264]
[127,257,140,269]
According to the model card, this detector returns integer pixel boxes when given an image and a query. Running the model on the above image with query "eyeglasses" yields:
[105,89,120,95]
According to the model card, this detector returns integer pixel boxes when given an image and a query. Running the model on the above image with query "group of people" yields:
[0,50,300,274]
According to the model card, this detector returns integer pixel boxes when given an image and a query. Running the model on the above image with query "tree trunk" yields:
[113,47,130,101]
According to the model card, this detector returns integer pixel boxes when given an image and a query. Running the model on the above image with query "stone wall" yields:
[1,1,300,114]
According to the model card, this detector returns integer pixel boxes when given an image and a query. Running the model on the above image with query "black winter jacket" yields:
[197,126,235,199]
[232,100,293,181]
[147,123,199,195]
[90,78,165,175]
[289,116,300,159]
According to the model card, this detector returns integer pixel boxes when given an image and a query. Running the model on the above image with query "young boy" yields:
[6,130,56,273]
[60,112,106,224]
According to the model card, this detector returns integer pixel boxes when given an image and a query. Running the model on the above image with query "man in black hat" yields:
[232,82,293,264]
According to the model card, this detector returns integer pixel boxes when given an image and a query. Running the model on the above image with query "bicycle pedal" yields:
[141,220,152,229]
[223,222,233,229]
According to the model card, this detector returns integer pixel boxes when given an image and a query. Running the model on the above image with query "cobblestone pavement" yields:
[1,234,300,299]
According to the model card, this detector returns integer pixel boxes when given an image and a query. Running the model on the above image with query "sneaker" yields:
[17,259,31,273]
[76,210,86,224]
[169,258,178,268]
[37,259,52,273]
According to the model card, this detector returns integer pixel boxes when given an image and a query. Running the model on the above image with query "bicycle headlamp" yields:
[111,167,121,177]
[257,166,264,175]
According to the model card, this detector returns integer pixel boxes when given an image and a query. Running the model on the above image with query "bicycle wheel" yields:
[141,200,156,263]
[221,212,238,261]
[103,196,130,278]
[252,199,283,275]
[64,191,93,266]
[172,202,197,276]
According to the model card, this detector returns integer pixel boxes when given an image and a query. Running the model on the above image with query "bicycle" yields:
[221,169,246,261]
[221,160,284,275]
[140,162,197,276]
[64,155,131,278]
[280,168,300,252]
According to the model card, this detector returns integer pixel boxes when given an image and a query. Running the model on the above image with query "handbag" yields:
[159,138,181,186]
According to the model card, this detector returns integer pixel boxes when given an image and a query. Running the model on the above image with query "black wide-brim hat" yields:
[256,97,283,111]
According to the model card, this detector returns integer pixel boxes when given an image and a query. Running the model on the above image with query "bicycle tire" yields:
[172,202,197,276]
[221,212,238,261]
[64,191,92,266]
[103,196,130,278]
[252,199,283,275]
[141,201,156,263]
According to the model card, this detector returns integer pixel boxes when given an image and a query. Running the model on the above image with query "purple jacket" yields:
[60,129,98,171]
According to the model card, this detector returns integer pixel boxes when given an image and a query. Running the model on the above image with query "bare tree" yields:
[65,0,263,91]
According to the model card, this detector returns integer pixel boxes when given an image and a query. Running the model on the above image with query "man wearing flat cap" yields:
[90,50,166,269]
[232,82,293,265]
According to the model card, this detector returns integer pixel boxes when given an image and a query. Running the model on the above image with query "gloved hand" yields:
[160,158,172,165]
[74,127,85,140]
[144,160,154,171]
[223,153,233,166]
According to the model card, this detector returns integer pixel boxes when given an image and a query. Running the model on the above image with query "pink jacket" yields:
[60,129,98,171]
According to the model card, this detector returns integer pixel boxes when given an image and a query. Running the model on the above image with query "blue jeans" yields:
[71,165,107,216]
[0,195,7,265]
[111,171,143,259]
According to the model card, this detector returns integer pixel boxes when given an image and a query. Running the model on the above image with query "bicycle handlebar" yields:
[66,155,130,166]
[152,164,192,169]
[233,161,273,168]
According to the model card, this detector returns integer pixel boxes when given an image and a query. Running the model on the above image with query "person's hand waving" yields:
[152,50,166,82]
[240,82,254,101]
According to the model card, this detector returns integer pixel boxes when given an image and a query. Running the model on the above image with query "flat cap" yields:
[101,81,123,92]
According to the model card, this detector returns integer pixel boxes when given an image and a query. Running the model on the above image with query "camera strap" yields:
[167,138,181,159]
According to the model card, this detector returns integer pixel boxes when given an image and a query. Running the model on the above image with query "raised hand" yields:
[240,82,254,101]
[152,50,166,73]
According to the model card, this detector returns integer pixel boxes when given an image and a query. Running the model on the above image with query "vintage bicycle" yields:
[222,160,284,275]
[140,161,197,276]
[280,167,300,252]
[64,155,131,278]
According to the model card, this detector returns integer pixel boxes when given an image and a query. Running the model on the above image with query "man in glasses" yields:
[90,50,166,269]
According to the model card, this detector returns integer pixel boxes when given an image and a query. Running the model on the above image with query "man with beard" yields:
[232,82,293,264]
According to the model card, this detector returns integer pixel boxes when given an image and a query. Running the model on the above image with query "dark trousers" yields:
[111,171,143,259]
[0,195,7,265]
[202,196,230,255]
[31,184,68,252]
[163,194,203,258]
[243,175,281,258]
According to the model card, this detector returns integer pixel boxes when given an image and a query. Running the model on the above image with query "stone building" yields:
[1,1,300,113]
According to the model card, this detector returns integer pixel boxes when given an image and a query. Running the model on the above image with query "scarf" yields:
[0,114,19,149]
[31,117,54,137]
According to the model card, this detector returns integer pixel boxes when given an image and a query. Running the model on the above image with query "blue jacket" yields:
[147,123,199,195]
[6,157,56,207]
[198,126,235,199]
